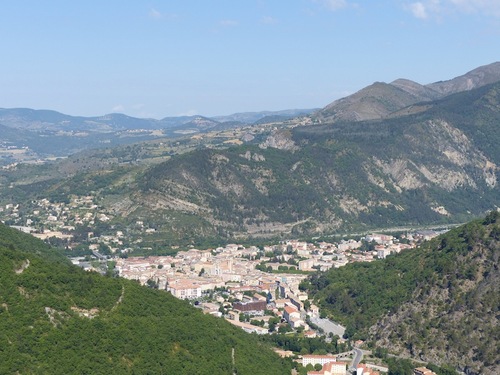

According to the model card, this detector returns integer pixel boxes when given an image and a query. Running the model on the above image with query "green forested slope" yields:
[301,212,500,374]
[0,224,291,374]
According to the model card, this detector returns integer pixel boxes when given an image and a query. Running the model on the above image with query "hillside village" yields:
[1,195,441,322]
[1,194,449,375]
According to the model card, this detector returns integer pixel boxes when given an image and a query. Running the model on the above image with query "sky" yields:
[0,0,499,119]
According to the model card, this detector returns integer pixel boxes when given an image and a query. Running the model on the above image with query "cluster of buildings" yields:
[109,231,441,340]
[1,192,444,255]
[113,244,312,333]
[1,196,445,340]
[299,355,386,375]
[3,196,109,240]
[1,193,443,271]
[1,194,452,374]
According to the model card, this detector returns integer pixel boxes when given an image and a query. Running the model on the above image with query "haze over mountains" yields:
[1,62,500,246]
[0,107,317,133]
[1,63,500,375]
[1,62,499,161]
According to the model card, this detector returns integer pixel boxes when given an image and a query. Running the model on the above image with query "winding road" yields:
[349,347,364,373]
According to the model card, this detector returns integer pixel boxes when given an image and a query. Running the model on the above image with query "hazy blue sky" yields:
[1,0,499,118]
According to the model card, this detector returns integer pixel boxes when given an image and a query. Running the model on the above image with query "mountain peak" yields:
[314,62,500,124]
[426,61,500,95]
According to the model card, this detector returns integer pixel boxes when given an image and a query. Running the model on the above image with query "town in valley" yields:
[1,193,447,375]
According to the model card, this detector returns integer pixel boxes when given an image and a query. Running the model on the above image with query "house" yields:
[200,302,220,315]
[302,354,337,367]
[304,330,317,338]
[413,368,437,375]
[308,303,320,317]
[307,361,347,375]
[233,300,267,313]
[287,296,304,311]
[299,258,315,271]
[167,280,202,299]
[356,364,380,375]
[252,293,267,302]
[289,316,307,329]
[227,311,239,321]
[376,247,391,259]
[273,348,294,358]
[283,305,300,322]
[273,298,289,308]
[225,319,268,335]
[365,234,393,245]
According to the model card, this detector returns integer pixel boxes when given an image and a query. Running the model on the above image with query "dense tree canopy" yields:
[0,223,292,374]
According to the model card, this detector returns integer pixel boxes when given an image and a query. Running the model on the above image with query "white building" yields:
[302,354,337,367]
[167,280,202,299]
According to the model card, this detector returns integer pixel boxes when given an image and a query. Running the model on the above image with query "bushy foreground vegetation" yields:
[0,223,291,374]
[302,211,500,373]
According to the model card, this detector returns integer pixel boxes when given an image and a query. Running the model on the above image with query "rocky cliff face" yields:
[137,84,500,240]
[369,213,500,375]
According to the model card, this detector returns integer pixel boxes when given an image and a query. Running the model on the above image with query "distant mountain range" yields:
[1,62,499,161]
[0,107,317,133]
[212,109,318,124]
[2,62,500,134]
[0,107,317,160]
[3,76,499,248]
[313,61,500,123]
[1,62,499,245]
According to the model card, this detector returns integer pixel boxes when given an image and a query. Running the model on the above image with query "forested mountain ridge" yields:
[370,213,500,375]
[301,211,500,375]
[2,81,499,249]
[0,223,292,374]
[135,81,500,242]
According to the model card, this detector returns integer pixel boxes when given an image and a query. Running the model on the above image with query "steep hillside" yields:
[3,81,498,249]
[134,82,500,242]
[370,214,500,375]
[0,223,291,374]
[301,212,500,375]
[315,80,438,122]
[314,61,500,123]
[427,61,500,95]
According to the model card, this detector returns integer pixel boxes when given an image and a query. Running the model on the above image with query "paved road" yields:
[349,348,363,372]
[312,223,461,241]
[309,316,345,337]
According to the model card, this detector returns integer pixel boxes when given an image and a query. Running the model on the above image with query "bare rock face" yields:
[259,130,299,151]
[369,218,500,375]
[240,151,266,162]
